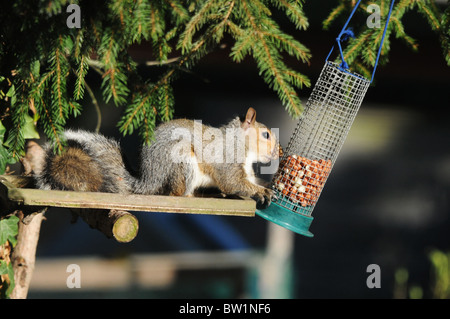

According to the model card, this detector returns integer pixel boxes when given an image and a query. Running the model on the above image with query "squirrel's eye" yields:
[261,131,270,139]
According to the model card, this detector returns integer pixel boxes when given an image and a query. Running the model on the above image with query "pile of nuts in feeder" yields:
[274,155,332,207]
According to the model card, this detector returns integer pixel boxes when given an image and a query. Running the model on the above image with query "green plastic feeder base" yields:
[256,202,314,237]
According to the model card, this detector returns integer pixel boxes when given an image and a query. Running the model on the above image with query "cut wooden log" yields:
[73,209,139,243]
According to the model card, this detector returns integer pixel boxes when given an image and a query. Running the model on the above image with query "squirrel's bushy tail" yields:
[35,130,136,193]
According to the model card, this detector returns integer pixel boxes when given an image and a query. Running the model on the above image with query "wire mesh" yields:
[271,61,371,216]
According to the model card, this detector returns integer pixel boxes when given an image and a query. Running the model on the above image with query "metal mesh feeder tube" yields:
[256,62,370,237]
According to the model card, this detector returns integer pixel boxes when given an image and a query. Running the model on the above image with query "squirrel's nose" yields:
[272,144,283,159]
[278,145,284,158]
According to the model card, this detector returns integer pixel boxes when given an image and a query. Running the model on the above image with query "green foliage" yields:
[0,215,19,247]
[0,77,40,171]
[429,249,450,299]
[0,0,312,164]
[0,120,11,174]
[394,249,450,299]
[225,0,311,118]
[0,215,19,299]
[323,0,450,79]
[440,3,450,65]
[0,260,16,299]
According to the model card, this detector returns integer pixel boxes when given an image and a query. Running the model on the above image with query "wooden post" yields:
[10,210,45,299]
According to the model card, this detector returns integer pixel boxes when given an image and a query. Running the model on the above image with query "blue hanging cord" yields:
[325,0,395,83]
[336,28,355,69]
[371,0,395,83]
[325,0,362,68]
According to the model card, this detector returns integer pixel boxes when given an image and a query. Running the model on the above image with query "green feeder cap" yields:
[256,202,314,237]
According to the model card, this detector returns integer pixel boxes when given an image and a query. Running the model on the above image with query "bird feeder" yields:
[256,0,395,237]
[256,61,370,237]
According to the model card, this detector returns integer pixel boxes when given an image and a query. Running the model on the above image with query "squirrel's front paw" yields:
[251,187,273,210]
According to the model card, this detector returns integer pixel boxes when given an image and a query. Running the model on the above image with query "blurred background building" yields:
[27,1,449,298]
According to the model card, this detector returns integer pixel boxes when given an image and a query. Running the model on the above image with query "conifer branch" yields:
[99,30,129,106]
[74,55,89,101]
[131,0,152,42]
[440,4,450,65]
[164,0,190,23]
[323,3,346,30]
[33,71,54,94]
[156,79,174,122]
[118,88,154,135]
[178,0,217,53]
[5,102,27,160]
[73,29,84,59]
[140,101,157,144]
[37,95,64,154]
[239,0,308,117]
[416,0,441,31]
[273,0,309,30]
[51,36,68,121]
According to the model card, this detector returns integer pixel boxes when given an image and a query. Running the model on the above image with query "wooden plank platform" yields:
[0,175,256,217]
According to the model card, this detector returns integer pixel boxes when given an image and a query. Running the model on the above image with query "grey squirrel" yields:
[34,107,281,209]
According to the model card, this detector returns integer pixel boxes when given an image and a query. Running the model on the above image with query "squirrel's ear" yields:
[242,107,256,129]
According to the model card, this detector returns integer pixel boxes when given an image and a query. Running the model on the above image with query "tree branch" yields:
[10,209,45,299]
[84,81,102,133]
